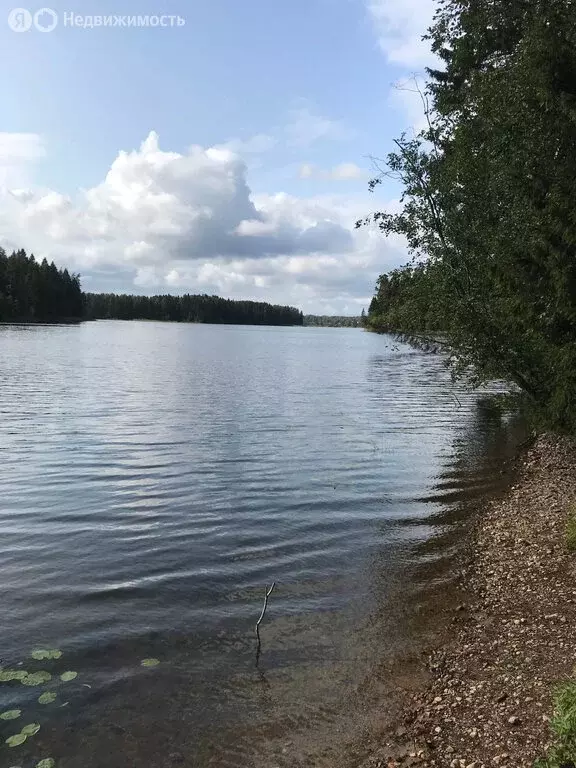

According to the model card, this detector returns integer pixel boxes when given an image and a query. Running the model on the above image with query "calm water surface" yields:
[0,322,525,767]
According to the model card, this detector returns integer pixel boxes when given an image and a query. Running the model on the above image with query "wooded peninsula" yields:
[0,248,303,327]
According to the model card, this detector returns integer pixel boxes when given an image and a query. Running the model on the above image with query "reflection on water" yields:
[0,322,526,767]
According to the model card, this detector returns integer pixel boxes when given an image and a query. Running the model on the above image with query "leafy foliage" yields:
[361,0,576,431]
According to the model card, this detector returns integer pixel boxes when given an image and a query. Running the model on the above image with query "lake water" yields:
[0,322,526,768]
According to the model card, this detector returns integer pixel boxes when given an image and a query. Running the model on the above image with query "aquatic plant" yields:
[31,651,62,661]
[0,646,161,765]
[38,693,56,705]
[0,710,21,721]
[6,732,28,747]
[22,672,52,686]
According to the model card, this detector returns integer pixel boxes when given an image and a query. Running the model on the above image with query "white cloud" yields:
[216,134,278,155]
[0,132,46,187]
[299,162,365,181]
[0,133,45,162]
[331,163,365,180]
[366,0,436,67]
[285,106,347,147]
[0,132,407,313]
[212,105,348,167]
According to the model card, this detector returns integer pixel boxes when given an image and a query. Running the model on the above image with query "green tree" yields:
[83,292,304,326]
[361,0,576,431]
[0,249,83,323]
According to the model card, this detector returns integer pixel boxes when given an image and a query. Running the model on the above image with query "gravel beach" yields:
[369,433,576,768]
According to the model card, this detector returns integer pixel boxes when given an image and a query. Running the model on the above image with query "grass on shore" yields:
[534,504,576,766]
[535,679,576,767]
[567,505,576,553]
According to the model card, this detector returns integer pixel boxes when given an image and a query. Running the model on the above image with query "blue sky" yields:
[0,0,435,313]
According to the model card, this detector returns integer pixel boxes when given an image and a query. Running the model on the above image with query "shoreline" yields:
[365,433,576,767]
[0,318,84,325]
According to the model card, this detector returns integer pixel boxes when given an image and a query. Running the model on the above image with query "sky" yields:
[0,0,436,314]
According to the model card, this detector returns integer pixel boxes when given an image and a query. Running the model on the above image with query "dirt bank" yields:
[365,433,576,768]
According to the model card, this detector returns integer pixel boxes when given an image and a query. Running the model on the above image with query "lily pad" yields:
[38,692,57,705]
[140,658,160,668]
[37,760,56,768]
[6,733,27,747]
[60,671,77,682]
[0,710,21,721]
[31,650,62,661]
[21,723,41,736]
[22,671,52,686]
[0,670,28,682]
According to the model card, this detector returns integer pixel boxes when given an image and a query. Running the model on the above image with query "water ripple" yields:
[0,322,526,768]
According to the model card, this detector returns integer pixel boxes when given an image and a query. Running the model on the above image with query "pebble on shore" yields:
[375,434,576,768]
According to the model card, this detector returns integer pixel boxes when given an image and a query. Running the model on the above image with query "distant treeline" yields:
[84,292,303,326]
[0,248,84,322]
[0,248,304,326]
[304,315,363,328]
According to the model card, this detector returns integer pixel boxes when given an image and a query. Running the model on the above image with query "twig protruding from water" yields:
[255,582,275,667]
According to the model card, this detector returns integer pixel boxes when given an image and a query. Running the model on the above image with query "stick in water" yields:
[255,582,276,666]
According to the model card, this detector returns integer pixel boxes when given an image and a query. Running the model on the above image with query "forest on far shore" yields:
[0,248,303,326]
[0,248,83,322]
[84,292,303,326]
[303,315,363,327]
